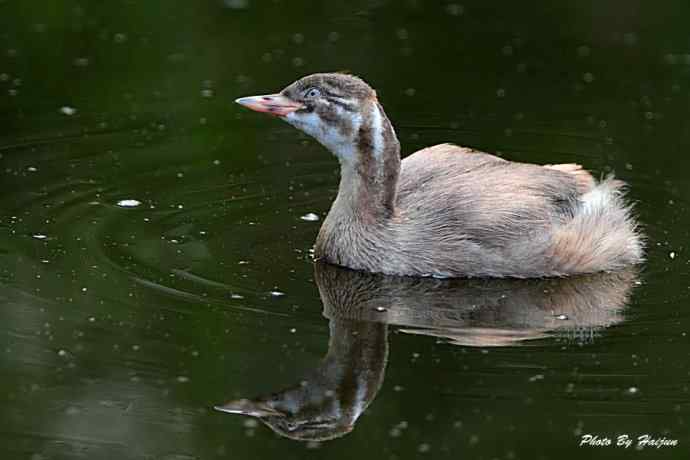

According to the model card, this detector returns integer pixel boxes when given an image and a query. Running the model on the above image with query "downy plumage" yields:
[236,73,643,278]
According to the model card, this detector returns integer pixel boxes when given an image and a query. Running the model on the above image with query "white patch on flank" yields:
[580,186,611,215]
[370,103,384,159]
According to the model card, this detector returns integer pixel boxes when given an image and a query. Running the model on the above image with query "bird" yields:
[235,73,644,278]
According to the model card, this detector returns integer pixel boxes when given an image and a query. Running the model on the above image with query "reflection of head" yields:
[217,262,638,441]
[216,318,387,442]
[215,396,355,441]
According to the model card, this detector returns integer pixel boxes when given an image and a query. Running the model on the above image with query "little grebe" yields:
[236,73,643,278]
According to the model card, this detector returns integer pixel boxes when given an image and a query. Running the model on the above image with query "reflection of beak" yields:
[235,94,304,117]
[214,398,285,417]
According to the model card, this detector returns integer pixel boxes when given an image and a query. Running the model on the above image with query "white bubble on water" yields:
[60,106,77,116]
[300,212,319,222]
[116,199,141,208]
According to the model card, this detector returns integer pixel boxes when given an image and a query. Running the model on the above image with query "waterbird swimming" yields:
[235,73,643,278]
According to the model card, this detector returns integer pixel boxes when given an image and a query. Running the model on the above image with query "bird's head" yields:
[236,73,384,163]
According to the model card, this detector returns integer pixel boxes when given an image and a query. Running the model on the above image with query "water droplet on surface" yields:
[116,199,141,208]
[243,418,258,428]
[300,212,319,222]
[60,106,77,116]
[446,4,464,15]
[417,443,431,453]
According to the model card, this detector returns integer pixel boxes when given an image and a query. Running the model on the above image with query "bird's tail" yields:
[548,176,644,274]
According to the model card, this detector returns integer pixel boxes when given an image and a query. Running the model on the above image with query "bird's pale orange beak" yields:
[235,94,304,117]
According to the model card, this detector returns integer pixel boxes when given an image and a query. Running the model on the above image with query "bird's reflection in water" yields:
[215,262,639,441]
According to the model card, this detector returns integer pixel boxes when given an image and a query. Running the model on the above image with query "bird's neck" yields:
[333,100,401,221]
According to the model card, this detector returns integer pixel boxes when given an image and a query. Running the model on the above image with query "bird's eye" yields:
[304,87,321,99]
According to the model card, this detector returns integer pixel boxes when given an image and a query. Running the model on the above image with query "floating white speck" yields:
[290,328,296,333]
[529,374,544,382]
[230,293,244,300]
[375,306,387,312]
[300,212,319,222]
[176,376,190,383]
[417,443,431,454]
[116,199,141,208]
[555,314,569,320]
[32,233,48,240]
[270,290,285,297]
[60,106,77,116]
[243,419,258,428]
[27,166,38,172]
[669,251,676,259]
[626,386,639,395]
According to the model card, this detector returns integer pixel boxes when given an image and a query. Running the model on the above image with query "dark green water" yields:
[1,1,689,459]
